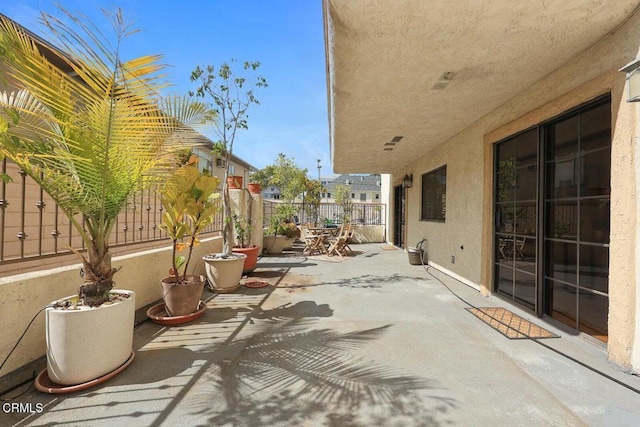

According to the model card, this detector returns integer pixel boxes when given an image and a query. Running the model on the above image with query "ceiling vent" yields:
[391,136,403,143]
[440,71,457,81]
[432,71,457,90]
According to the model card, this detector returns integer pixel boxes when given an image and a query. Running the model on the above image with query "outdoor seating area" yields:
[300,222,354,258]
[3,1,640,424]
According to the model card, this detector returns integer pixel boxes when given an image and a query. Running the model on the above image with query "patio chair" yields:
[514,237,526,260]
[343,224,355,255]
[301,225,326,255]
[327,222,351,258]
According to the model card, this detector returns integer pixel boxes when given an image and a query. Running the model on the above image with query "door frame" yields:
[393,184,406,248]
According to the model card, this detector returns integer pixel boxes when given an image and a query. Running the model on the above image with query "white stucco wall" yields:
[395,9,640,370]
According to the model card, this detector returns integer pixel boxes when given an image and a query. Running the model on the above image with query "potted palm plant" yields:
[190,59,267,293]
[0,9,211,387]
[147,155,220,324]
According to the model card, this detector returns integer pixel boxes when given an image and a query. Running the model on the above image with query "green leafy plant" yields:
[190,59,267,258]
[269,154,307,203]
[0,9,212,306]
[233,213,253,248]
[249,166,274,188]
[303,178,324,225]
[160,155,220,284]
[266,203,299,238]
[334,184,353,222]
[280,221,300,239]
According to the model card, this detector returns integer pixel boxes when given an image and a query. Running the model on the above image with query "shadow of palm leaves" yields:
[278,273,428,290]
[193,319,455,425]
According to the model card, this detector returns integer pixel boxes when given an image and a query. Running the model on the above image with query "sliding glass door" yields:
[493,95,610,341]
[494,128,538,310]
[544,99,610,341]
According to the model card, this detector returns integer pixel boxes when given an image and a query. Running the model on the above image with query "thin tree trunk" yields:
[222,166,233,257]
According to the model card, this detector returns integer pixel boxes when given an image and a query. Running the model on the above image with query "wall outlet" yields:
[451,255,455,264]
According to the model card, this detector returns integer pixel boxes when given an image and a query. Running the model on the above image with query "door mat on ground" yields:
[381,245,397,250]
[466,307,559,340]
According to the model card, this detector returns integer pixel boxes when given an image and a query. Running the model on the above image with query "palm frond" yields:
[0,9,215,265]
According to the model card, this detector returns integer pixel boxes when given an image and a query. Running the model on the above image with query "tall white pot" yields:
[263,235,286,254]
[46,290,135,385]
[203,253,246,293]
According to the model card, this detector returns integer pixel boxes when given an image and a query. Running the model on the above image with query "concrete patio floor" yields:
[2,243,640,426]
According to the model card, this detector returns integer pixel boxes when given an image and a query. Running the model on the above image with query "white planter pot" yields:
[283,237,294,250]
[263,235,286,254]
[46,290,135,386]
[203,253,246,293]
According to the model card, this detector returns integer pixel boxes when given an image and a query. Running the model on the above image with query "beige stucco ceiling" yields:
[324,0,640,174]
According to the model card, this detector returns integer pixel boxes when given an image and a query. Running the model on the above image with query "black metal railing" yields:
[0,159,223,265]
[263,200,386,228]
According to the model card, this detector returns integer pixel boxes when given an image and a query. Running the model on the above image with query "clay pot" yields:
[160,275,206,317]
[247,182,261,194]
[227,175,243,189]
[233,245,260,273]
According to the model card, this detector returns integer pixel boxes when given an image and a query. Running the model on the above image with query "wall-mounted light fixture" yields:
[620,57,640,102]
[402,174,413,188]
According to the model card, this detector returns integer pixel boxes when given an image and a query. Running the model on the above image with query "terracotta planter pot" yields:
[227,175,243,189]
[160,274,206,317]
[45,290,135,386]
[203,253,247,293]
[263,235,286,254]
[247,182,261,194]
[233,245,260,273]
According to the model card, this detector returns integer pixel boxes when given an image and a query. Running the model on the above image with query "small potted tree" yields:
[232,212,260,273]
[263,203,298,254]
[0,9,211,387]
[190,59,267,293]
[263,217,287,255]
[147,155,220,324]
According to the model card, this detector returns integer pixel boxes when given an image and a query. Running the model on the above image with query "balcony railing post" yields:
[17,169,28,258]
[138,189,144,241]
[37,172,46,255]
[51,204,60,253]
[146,186,151,241]
[0,158,7,261]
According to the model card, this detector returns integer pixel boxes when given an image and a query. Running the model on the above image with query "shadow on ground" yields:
[6,253,454,427]
[176,319,456,426]
[279,273,429,290]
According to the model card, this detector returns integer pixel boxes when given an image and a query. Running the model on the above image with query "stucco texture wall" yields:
[0,236,222,376]
[401,136,484,285]
[397,10,640,369]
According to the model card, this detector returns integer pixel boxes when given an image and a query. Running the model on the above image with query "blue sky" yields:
[2,0,333,177]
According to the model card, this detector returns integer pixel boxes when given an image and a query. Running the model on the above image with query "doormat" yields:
[466,307,559,340]
[381,245,397,250]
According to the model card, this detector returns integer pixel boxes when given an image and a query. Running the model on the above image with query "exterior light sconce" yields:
[402,174,413,188]
[620,57,640,102]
